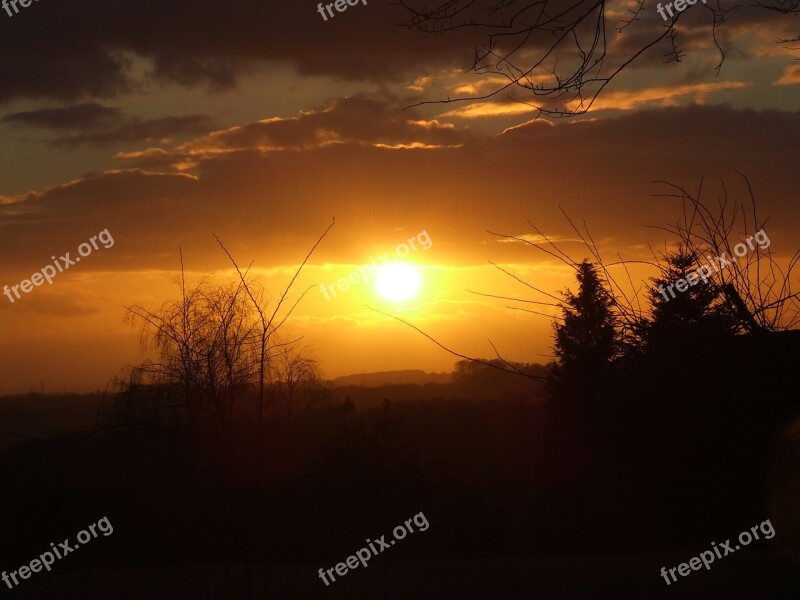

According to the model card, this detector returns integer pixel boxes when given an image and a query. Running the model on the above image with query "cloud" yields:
[55,115,217,146]
[407,76,433,93]
[775,63,800,85]
[0,292,100,317]
[451,76,513,96]
[3,100,800,281]
[0,0,792,144]
[1,102,217,146]
[0,0,793,126]
[402,1,798,116]
[441,100,538,119]
[495,234,586,245]
[181,94,466,155]
[0,1,478,104]
[114,148,198,172]
[437,81,749,118]
[566,81,749,112]
[2,103,123,130]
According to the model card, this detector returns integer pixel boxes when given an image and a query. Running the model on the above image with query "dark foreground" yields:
[7,551,800,599]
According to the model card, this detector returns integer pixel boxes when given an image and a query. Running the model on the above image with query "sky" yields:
[1,0,800,394]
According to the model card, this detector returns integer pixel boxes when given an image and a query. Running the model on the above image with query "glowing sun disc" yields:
[375,264,420,302]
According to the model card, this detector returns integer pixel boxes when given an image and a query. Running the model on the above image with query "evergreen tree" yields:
[544,260,619,482]
[553,260,618,383]
[638,246,739,355]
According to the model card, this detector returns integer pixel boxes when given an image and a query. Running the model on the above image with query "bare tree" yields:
[118,221,334,599]
[121,259,262,428]
[647,173,800,331]
[212,220,333,598]
[116,220,335,432]
[213,219,334,442]
[398,0,800,117]
[485,207,652,348]
[271,342,325,418]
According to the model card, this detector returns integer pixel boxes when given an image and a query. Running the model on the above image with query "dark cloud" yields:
[0,0,792,109]
[2,103,123,130]
[0,1,478,104]
[396,0,798,104]
[184,93,465,154]
[0,43,132,103]
[1,102,216,146]
[54,115,218,146]
[2,100,799,280]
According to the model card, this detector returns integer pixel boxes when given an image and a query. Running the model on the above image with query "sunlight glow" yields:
[375,263,420,302]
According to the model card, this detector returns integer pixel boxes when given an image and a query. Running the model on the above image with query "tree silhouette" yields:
[636,245,739,356]
[553,259,618,386]
[121,269,262,428]
[272,343,325,418]
[118,222,333,598]
[650,176,800,331]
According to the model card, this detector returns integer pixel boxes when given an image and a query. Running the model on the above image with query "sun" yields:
[375,263,420,302]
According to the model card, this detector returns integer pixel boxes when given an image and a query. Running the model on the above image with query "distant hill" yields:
[328,370,453,388]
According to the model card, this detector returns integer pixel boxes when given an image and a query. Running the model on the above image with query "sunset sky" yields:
[1,0,800,394]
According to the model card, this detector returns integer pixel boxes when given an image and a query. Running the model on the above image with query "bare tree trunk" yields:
[213,219,334,597]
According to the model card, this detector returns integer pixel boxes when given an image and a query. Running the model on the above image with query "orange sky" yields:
[1,0,800,394]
